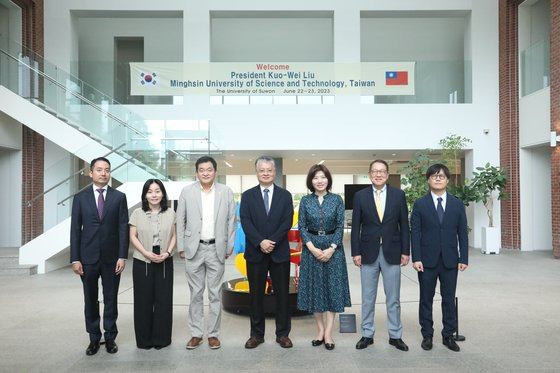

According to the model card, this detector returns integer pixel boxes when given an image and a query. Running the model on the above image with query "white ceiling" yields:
[217,149,444,175]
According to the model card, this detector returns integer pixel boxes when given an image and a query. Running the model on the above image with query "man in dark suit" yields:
[70,157,129,356]
[351,159,410,351]
[411,163,468,352]
[240,156,294,349]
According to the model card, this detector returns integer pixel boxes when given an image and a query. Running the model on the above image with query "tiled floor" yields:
[1,237,559,372]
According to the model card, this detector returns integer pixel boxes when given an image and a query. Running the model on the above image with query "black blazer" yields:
[351,184,410,265]
[240,184,294,263]
[411,193,468,269]
[70,185,129,265]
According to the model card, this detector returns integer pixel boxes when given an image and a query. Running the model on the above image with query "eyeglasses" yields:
[369,169,387,175]
[429,174,448,180]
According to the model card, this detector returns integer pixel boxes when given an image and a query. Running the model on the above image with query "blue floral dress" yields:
[297,193,351,313]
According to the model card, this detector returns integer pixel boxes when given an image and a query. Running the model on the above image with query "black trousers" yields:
[133,257,174,348]
[246,255,291,338]
[418,256,458,338]
[81,260,121,342]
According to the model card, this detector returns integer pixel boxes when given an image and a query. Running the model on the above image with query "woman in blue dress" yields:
[297,164,351,350]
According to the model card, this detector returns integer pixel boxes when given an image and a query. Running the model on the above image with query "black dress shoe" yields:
[311,339,324,347]
[105,339,118,354]
[324,342,335,350]
[421,336,433,350]
[86,341,100,356]
[443,336,460,352]
[355,337,374,350]
[389,338,409,351]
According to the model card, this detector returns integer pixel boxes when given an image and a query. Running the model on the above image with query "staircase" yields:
[0,38,215,274]
[0,248,37,276]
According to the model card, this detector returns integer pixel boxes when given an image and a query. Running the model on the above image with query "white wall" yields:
[520,146,552,251]
[0,148,21,247]
[0,111,21,149]
[211,13,333,62]
[76,17,183,98]
[43,140,74,231]
[43,0,500,248]
[0,109,21,247]
[0,0,22,47]
[520,87,550,147]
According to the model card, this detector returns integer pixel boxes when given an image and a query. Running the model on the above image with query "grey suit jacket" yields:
[176,181,236,264]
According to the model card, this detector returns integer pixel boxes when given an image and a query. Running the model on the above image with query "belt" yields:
[200,239,215,244]
[307,229,335,236]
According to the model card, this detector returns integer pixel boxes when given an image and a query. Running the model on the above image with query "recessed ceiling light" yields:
[317,160,325,165]
[392,153,396,156]
[224,161,233,168]
[311,153,316,157]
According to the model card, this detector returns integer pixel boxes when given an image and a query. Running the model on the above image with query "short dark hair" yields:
[306,164,333,192]
[141,179,169,212]
[90,157,111,170]
[369,159,389,172]
[426,163,451,179]
[195,156,217,171]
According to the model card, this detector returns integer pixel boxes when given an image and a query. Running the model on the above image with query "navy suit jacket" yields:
[70,185,129,265]
[411,193,468,269]
[240,184,294,264]
[351,184,410,265]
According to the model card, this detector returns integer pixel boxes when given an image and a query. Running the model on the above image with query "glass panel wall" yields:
[360,11,472,104]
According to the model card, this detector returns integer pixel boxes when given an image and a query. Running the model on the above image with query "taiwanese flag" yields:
[385,71,408,86]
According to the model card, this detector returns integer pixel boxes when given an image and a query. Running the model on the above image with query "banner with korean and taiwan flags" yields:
[130,61,415,96]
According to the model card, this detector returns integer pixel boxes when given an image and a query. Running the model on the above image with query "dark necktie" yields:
[97,188,105,219]
[437,197,444,224]
[263,188,270,215]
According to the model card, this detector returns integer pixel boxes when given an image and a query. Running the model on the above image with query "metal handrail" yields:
[25,144,127,207]
[0,47,146,138]
[2,43,214,208]
[56,159,131,206]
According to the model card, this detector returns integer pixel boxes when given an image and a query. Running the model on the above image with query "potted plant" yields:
[469,163,507,254]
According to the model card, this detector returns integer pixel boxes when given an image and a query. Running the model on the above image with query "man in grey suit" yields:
[351,160,410,351]
[177,156,236,350]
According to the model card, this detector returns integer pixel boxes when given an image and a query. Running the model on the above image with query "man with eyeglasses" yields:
[411,163,468,352]
[351,159,410,351]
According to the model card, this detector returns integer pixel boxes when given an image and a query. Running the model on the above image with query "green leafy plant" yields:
[398,149,432,212]
[398,135,507,230]
[438,134,472,187]
[469,163,507,227]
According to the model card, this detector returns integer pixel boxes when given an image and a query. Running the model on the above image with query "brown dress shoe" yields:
[244,336,264,349]
[186,337,203,350]
[208,337,221,349]
[276,336,293,348]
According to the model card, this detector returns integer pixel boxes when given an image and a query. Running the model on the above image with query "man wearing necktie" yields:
[240,156,294,349]
[70,157,129,356]
[411,163,469,352]
[351,159,410,352]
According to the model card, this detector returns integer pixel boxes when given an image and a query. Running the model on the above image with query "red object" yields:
[386,71,408,85]
[290,249,301,266]
[287,229,301,242]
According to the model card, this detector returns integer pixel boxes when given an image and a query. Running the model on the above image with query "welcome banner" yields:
[130,62,415,96]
